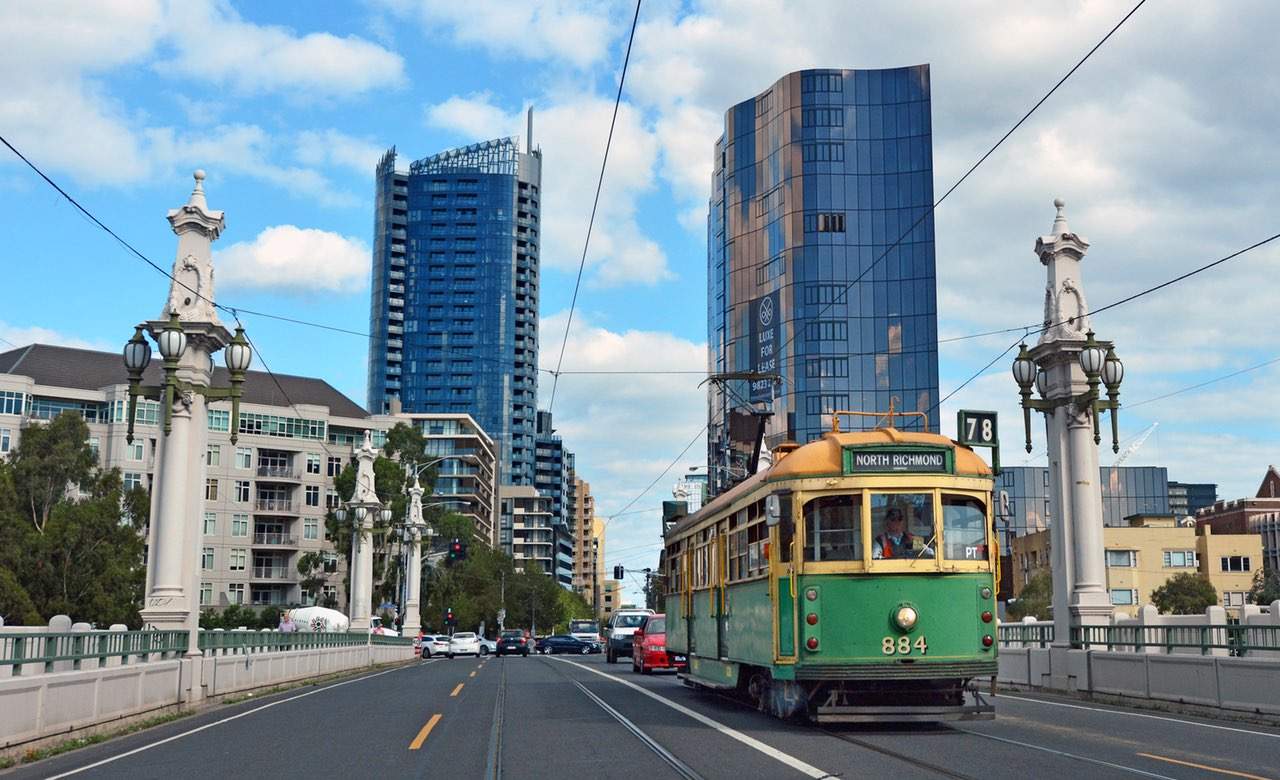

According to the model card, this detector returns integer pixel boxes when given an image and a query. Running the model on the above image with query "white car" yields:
[448,632,481,658]
[421,635,450,658]
[478,637,497,656]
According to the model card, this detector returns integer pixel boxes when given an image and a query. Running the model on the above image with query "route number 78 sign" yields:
[956,410,1000,474]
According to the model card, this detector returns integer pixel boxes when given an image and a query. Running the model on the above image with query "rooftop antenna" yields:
[527,106,534,153]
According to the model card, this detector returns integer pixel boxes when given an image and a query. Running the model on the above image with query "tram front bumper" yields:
[815,701,994,723]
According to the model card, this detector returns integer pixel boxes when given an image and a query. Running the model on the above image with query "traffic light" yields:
[448,538,464,563]
[444,607,456,627]
[613,564,624,579]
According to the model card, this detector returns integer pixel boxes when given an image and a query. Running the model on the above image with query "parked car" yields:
[631,614,685,674]
[448,632,482,658]
[497,629,532,656]
[478,637,497,655]
[420,634,450,658]
[535,635,600,655]
[604,608,655,663]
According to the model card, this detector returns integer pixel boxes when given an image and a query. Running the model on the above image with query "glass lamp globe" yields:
[335,508,347,523]
[1078,332,1106,377]
[157,319,187,361]
[380,508,394,523]
[354,505,368,522]
[123,328,152,372]
[225,328,253,372]
[1034,368,1048,397]
[1102,349,1124,389]
[1011,345,1037,389]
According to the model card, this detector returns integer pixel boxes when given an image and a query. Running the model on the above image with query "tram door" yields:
[715,523,728,659]
[683,551,695,656]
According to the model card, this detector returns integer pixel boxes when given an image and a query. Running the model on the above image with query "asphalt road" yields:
[8,653,1279,779]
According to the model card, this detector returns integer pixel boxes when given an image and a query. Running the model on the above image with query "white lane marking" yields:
[47,662,429,778]
[554,659,831,779]
[999,694,1280,740]
[954,727,1177,779]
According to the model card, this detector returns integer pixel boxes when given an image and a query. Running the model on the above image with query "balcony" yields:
[256,465,300,481]
[387,339,403,349]
[254,498,295,513]
[251,565,291,580]
[253,532,299,547]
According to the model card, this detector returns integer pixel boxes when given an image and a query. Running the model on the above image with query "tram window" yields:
[871,494,934,559]
[803,495,862,562]
[942,495,988,561]
[942,496,988,555]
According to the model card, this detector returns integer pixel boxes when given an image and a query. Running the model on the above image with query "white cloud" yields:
[215,225,370,293]
[161,1,405,98]
[295,129,387,176]
[379,0,617,69]
[425,92,673,286]
[0,322,113,352]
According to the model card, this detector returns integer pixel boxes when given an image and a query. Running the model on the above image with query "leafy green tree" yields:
[0,566,41,625]
[296,551,328,605]
[1248,569,1280,606]
[1006,571,1052,621]
[643,570,665,613]
[1151,572,1219,615]
[0,413,145,626]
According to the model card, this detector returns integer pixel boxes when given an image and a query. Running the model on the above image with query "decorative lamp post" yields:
[1010,199,1125,659]
[401,474,428,636]
[123,173,251,702]
[340,431,389,631]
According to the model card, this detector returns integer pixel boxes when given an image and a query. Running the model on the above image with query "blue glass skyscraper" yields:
[369,127,541,486]
[707,67,940,494]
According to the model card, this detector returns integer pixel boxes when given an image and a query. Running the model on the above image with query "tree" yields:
[1006,571,1052,621]
[1248,569,1280,606]
[0,566,41,625]
[643,570,665,613]
[1151,572,1219,615]
[0,413,146,627]
[296,551,328,605]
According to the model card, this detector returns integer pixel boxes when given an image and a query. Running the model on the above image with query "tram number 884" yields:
[882,635,928,655]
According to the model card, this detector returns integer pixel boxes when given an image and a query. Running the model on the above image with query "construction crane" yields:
[1111,422,1158,467]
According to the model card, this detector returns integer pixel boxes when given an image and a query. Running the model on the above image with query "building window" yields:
[322,585,338,604]
[235,480,251,503]
[235,447,252,470]
[1221,556,1251,572]
[205,479,219,501]
[801,142,844,162]
[1106,550,1136,568]
[327,456,343,477]
[201,547,214,570]
[801,72,843,93]
[206,445,221,467]
[805,358,849,378]
[304,518,319,540]
[0,391,25,416]
[305,486,320,507]
[229,548,246,571]
[1109,589,1137,606]
[122,472,143,492]
[326,490,339,510]
[801,108,843,127]
[203,512,217,535]
[127,441,144,462]
[1223,591,1246,607]
[306,453,321,474]
[208,409,230,432]
[806,394,850,416]
[231,514,248,537]
[199,582,212,606]
[1163,550,1197,568]
[0,428,11,453]
[807,321,848,342]
[804,284,847,305]
[804,212,845,233]
[228,583,245,605]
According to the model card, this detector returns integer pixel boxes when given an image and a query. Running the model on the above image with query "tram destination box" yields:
[844,446,951,474]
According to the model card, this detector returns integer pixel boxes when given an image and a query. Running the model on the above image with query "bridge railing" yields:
[198,630,415,656]
[1071,624,1280,656]
[997,621,1055,648]
[0,629,187,676]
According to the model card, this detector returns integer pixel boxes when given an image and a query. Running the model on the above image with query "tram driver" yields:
[872,505,934,559]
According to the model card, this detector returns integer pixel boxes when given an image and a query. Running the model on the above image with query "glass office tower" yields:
[707,66,939,495]
[369,128,542,485]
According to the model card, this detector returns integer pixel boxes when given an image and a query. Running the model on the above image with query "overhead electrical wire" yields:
[546,0,643,413]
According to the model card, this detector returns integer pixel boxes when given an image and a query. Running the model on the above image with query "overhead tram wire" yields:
[768,0,1148,372]
[546,0,642,414]
[602,423,707,531]
[1126,355,1280,411]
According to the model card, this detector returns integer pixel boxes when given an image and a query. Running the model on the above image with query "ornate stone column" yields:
[402,475,425,636]
[347,431,380,631]
[140,172,230,662]
[1028,200,1114,647]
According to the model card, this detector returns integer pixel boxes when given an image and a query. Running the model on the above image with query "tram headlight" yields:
[894,605,918,632]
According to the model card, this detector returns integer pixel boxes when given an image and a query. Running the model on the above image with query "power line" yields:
[1127,355,1280,410]
[547,0,642,413]
[602,423,707,530]
[767,0,1147,370]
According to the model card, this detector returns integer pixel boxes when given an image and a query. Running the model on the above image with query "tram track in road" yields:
[484,657,506,780]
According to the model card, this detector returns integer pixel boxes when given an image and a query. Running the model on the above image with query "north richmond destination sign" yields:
[846,448,948,474]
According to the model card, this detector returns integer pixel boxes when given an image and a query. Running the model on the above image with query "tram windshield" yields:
[871,493,934,559]
[803,494,862,562]
[942,494,988,561]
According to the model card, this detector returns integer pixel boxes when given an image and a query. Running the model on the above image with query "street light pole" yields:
[1011,200,1125,655]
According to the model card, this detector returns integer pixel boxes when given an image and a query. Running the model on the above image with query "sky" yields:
[2,1,1278,606]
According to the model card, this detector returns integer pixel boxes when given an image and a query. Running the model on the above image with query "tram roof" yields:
[670,428,990,539]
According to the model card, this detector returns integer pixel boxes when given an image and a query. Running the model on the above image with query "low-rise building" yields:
[1011,514,1262,617]
[1196,466,1280,573]
[599,579,622,622]
[500,484,554,575]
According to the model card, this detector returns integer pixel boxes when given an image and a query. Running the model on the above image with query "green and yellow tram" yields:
[664,415,998,722]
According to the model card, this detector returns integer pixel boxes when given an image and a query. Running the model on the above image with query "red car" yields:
[631,614,686,674]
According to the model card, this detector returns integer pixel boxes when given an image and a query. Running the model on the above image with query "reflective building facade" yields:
[369,131,542,486]
[996,465,1171,553]
[707,67,939,494]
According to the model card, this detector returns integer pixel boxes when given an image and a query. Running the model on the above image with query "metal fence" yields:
[999,623,1280,656]
[0,630,187,675]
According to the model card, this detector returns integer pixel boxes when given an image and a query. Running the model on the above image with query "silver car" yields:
[448,632,481,658]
